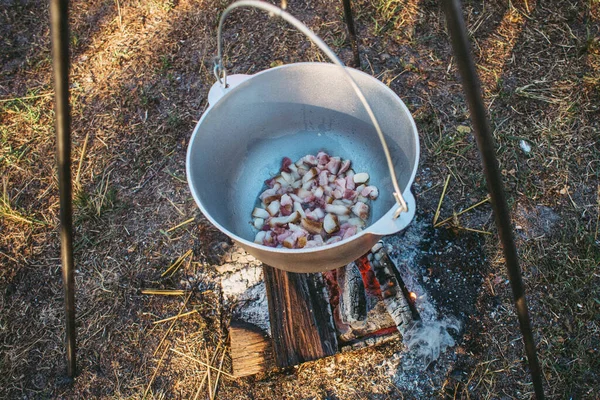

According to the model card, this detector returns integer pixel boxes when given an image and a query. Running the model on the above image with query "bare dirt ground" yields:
[1,0,599,398]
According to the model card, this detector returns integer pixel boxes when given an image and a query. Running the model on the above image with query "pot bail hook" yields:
[215,0,409,219]
[213,57,228,88]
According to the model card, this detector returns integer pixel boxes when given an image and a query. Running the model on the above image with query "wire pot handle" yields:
[214,0,408,218]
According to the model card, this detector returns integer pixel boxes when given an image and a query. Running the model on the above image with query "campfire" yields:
[221,241,430,377]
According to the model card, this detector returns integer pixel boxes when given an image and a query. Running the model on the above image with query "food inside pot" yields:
[251,151,379,248]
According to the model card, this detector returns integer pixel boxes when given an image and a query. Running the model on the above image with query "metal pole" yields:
[342,0,360,68]
[50,0,76,378]
[441,1,544,398]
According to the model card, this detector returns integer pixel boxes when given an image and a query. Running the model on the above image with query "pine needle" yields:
[166,217,195,233]
[142,289,186,296]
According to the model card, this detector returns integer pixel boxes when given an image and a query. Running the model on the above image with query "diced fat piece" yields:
[325,204,350,215]
[302,167,318,183]
[317,151,330,164]
[269,211,300,226]
[252,207,270,219]
[326,236,342,245]
[267,200,280,216]
[288,163,298,173]
[265,177,276,188]
[302,154,318,166]
[342,225,358,239]
[323,213,340,234]
[347,217,365,228]
[291,179,302,189]
[274,175,289,187]
[319,170,329,186]
[280,194,293,207]
[296,188,315,203]
[357,195,368,203]
[343,189,357,200]
[281,171,294,184]
[332,199,347,206]
[313,235,324,246]
[353,172,369,184]
[312,208,325,220]
[335,178,346,190]
[325,195,334,204]
[313,186,324,199]
[338,214,350,223]
[328,174,336,183]
[277,230,293,243]
[326,157,341,174]
[304,240,318,248]
[260,187,277,201]
[345,174,356,190]
[301,218,323,234]
[291,170,301,181]
[355,184,365,193]
[339,159,351,174]
[281,157,292,172]
[293,202,306,218]
[254,231,267,244]
[290,193,303,203]
[361,185,379,199]
[352,202,369,220]
[253,218,264,230]
[323,185,333,195]
[282,235,296,249]
[297,166,308,176]
[302,179,316,190]
[297,236,307,248]
[288,223,302,232]
[332,188,344,199]
[263,231,277,247]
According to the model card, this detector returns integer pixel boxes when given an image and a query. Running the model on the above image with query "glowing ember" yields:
[409,292,417,302]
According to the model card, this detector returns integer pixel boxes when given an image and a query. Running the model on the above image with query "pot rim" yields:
[186,62,420,254]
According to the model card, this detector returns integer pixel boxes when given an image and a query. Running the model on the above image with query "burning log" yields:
[263,266,337,367]
[336,262,367,325]
[366,242,419,335]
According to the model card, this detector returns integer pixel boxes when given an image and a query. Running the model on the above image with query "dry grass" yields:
[1,0,599,398]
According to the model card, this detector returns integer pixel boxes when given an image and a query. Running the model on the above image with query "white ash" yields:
[379,219,462,394]
[219,248,270,334]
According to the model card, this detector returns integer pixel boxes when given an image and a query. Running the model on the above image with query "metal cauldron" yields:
[186,2,419,273]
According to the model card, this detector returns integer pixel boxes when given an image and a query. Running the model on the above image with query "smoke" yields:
[402,316,462,368]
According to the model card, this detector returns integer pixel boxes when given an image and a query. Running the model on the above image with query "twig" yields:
[457,226,492,235]
[0,92,54,103]
[153,310,197,324]
[142,289,185,296]
[206,348,213,400]
[166,217,195,233]
[75,133,89,187]
[193,343,222,400]
[170,349,236,379]
[433,175,451,225]
[143,345,169,399]
[435,196,490,227]
[153,292,192,356]
[212,344,227,399]
[161,249,193,278]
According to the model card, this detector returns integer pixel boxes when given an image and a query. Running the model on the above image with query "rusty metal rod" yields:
[441,1,544,398]
[50,0,76,378]
[342,0,360,68]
